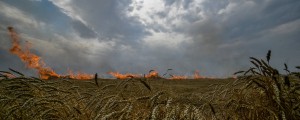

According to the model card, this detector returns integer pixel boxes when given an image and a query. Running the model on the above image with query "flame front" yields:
[194,70,203,79]
[109,70,161,79]
[145,70,160,78]
[169,75,187,80]
[108,72,141,79]
[7,27,93,80]
[68,70,94,79]
[6,27,215,80]
[8,27,60,79]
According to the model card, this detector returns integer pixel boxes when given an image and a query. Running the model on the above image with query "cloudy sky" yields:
[0,0,300,78]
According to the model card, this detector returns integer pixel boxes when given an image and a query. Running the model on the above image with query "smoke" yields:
[6,27,95,79]
[1,0,300,78]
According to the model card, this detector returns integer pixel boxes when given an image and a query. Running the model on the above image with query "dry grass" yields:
[0,51,299,120]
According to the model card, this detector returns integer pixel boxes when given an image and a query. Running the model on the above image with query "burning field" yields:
[6,26,209,80]
[1,27,300,119]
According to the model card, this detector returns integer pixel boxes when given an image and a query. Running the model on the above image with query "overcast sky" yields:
[0,0,300,78]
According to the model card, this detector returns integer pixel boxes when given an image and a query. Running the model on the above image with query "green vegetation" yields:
[0,51,299,120]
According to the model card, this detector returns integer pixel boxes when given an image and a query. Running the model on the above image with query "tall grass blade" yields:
[95,73,99,87]
[266,50,271,64]
[149,70,154,73]
[138,79,151,91]
[251,61,260,69]
[234,71,244,75]
[0,71,12,74]
[9,68,24,76]
[250,57,262,66]
[284,63,290,73]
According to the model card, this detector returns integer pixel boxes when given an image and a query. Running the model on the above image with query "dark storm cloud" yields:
[52,0,148,44]
[221,0,300,40]
[1,0,300,77]
[71,20,97,39]
[187,19,222,48]
[0,0,111,75]
[152,0,300,76]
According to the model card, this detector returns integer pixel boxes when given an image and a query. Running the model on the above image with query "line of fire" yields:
[6,27,233,80]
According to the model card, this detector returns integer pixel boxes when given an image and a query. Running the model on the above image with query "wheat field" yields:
[1,52,300,120]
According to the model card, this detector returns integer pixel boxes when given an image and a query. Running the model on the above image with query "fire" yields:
[108,72,141,79]
[109,70,206,80]
[169,75,187,80]
[67,70,94,79]
[8,27,60,79]
[145,70,160,78]
[7,27,93,80]
[6,27,217,80]
[194,70,203,79]
[109,70,160,79]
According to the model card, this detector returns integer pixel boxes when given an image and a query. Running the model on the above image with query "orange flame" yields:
[194,70,203,79]
[109,70,161,79]
[169,75,187,80]
[7,27,93,80]
[67,70,94,79]
[108,72,141,79]
[145,70,160,78]
[8,27,60,79]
